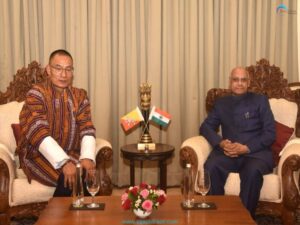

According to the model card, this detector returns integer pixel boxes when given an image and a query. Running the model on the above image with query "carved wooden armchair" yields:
[0,61,113,225]
[180,59,300,225]
[288,82,300,138]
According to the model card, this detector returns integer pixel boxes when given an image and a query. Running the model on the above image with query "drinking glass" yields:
[195,169,211,208]
[86,169,100,208]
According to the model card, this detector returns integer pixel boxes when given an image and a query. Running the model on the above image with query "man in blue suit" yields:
[200,67,276,219]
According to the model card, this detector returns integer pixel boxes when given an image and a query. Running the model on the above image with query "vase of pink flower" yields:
[121,182,167,219]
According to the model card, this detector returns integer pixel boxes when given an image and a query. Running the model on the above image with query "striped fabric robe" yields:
[17,80,96,186]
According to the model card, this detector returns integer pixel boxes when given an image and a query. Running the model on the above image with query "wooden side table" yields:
[120,143,175,191]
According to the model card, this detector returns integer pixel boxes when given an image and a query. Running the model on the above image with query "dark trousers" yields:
[53,171,90,197]
[204,151,272,219]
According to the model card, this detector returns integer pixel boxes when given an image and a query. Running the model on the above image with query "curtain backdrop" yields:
[0,0,298,187]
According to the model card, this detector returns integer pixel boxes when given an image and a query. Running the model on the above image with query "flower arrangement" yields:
[121,182,167,212]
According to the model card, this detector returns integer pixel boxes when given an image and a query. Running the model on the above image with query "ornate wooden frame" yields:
[288,82,300,137]
[180,59,300,225]
[0,61,113,224]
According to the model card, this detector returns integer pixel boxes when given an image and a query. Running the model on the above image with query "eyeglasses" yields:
[231,77,249,83]
[50,65,74,75]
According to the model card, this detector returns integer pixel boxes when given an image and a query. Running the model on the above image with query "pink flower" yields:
[140,189,149,199]
[142,200,153,212]
[121,183,167,211]
[156,189,166,196]
[121,193,128,202]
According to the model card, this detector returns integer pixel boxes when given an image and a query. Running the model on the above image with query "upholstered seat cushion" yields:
[0,101,54,206]
[269,98,297,131]
[11,123,21,145]
[0,101,24,159]
[224,173,280,202]
[272,121,294,165]
[11,178,54,206]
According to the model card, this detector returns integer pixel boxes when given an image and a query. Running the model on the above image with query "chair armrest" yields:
[0,144,15,213]
[278,138,300,177]
[95,138,113,195]
[277,141,300,211]
[180,136,212,171]
[95,138,113,162]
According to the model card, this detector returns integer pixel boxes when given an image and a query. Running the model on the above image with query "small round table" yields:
[121,143,175,192]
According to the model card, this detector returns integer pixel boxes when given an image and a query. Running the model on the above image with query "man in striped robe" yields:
[17,49,96,196]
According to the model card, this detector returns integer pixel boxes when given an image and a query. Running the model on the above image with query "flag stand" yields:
[138,112,156,150]
[121,83,170,150]
[138,83,156,151]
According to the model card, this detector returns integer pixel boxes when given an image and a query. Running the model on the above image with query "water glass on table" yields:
[195,169,211,208]
[86,168,100,208]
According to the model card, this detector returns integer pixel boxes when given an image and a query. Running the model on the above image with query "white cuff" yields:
[39,136,70,169]
[80,135,96,162]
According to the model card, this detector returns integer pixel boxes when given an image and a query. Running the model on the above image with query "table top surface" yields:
[35,195,255,225]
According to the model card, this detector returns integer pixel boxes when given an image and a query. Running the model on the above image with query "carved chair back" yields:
[0,61,48,104]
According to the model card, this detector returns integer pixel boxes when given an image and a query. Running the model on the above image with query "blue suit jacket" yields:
[200,92,276,169]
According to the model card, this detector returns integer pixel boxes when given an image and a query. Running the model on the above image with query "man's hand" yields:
[80,158,95,171]
[62,161,76,189]
[220,139,249,157]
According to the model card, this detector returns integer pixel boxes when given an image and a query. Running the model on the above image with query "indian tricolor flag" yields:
[120,107,144,132]
[149,106,171,127]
